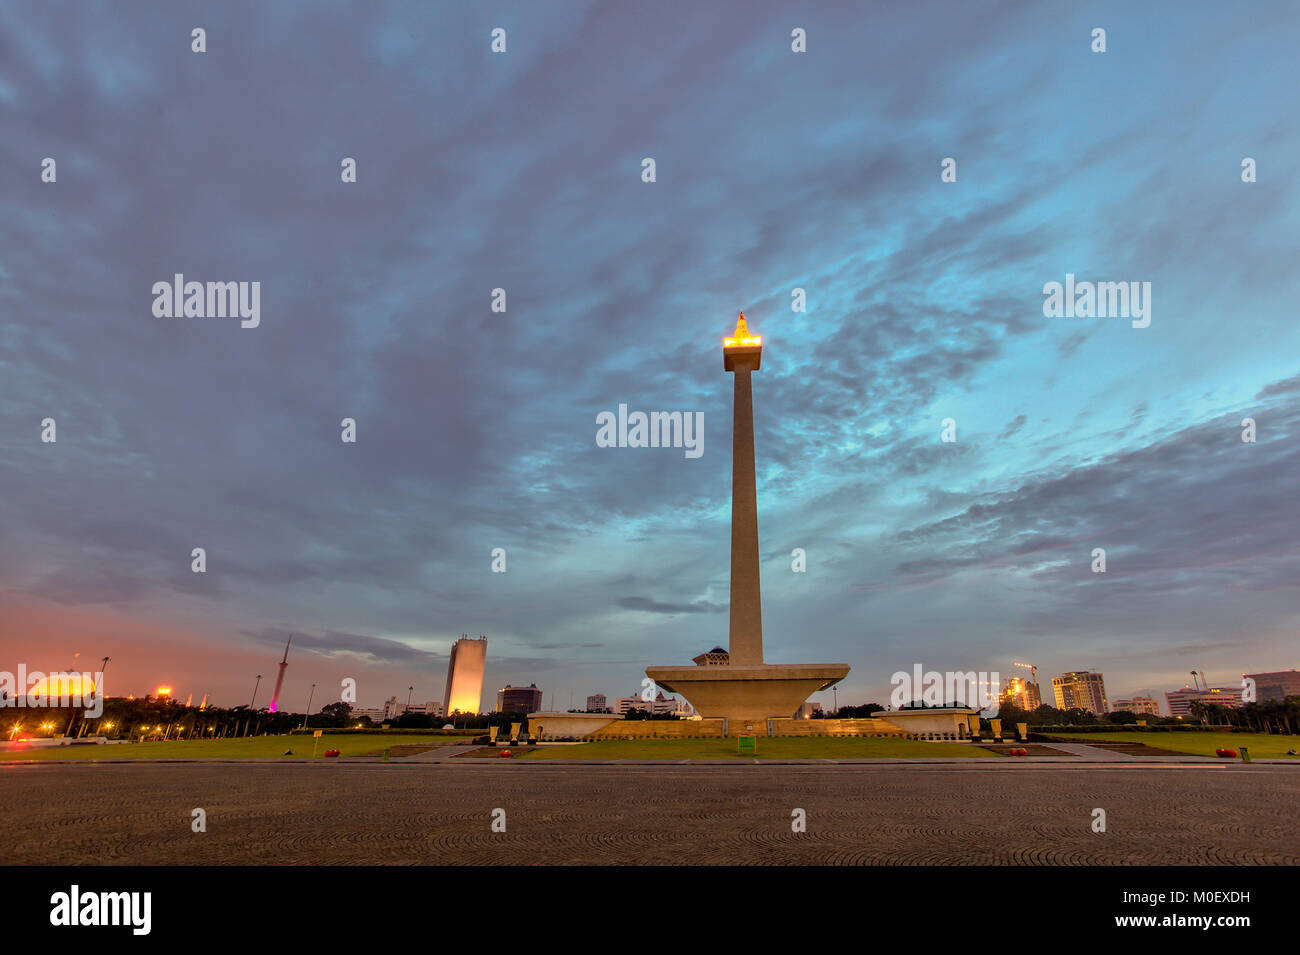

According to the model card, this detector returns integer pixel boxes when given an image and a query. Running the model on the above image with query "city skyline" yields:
[3,3,1299,715]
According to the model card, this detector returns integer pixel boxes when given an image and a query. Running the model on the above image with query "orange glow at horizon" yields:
[155,686,172,697]
[25,673,96,698]
[723,312,761,348]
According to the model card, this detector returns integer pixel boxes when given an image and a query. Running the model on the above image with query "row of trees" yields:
[808,700,1263,729]
[810,702,1117,725]
[5,697,574,740]
[993,701,1154,727]
[1190,698,1300,734]
[811,698,1300,734]
[16,695,1296,739]
[6,698,438,739]
[813,704,885,719]
[6,696,298,740]
[387,709,529,730]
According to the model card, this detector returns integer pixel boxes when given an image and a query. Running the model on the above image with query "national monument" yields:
[644,314,850,727]
[528,314,976,741]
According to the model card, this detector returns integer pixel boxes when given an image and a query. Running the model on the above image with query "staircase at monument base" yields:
[766,717,910,737]
[577,716,910,740]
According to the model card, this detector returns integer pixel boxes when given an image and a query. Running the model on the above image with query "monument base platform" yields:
[645,663,849,728]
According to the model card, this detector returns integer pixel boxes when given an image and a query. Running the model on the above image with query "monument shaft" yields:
[728,364,763,664]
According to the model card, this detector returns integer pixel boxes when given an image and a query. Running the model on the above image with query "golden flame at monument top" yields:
[723,312,761,348]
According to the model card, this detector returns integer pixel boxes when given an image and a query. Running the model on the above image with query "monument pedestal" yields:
[645,663,848,728]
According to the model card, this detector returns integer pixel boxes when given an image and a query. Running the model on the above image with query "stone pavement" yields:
[1038,742,1143,760]
[396,744,485,762]
[4,761,1297,865]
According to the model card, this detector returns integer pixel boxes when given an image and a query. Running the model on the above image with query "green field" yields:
[1048,730,1300,759]
[0,733,469,761]
[519,737,998,760]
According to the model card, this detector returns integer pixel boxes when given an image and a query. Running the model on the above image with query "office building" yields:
[1111,695,1160,716]
[615,692,693,717]
[497,683,544,714]
[403,700,445,718]
[1165,685,1241,719]
[1051,671,1109,715]
[1244,669,1300,702]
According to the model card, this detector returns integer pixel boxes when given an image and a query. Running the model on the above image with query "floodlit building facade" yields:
[443,634,488,715]
[1001,676,1042,711]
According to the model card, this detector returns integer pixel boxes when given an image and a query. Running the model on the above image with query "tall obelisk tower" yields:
[268,636,290,714]
[724,313,764,665]
[644,312,847,730]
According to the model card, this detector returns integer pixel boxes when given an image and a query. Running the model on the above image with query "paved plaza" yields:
[4,761,1298,865]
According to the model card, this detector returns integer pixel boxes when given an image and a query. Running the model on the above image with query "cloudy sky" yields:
[2,1,1298,715]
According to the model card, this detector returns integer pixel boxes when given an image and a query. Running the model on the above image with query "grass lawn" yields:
[1048,730,1300,759]
[518,736,998,760]
[0,733,469,761]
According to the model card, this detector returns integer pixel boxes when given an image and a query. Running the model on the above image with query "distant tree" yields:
[1027,704,1100,726]
[997,700,1028,726]
[314,702,353,728]
[393,710,435,729]
[832,703,885,719]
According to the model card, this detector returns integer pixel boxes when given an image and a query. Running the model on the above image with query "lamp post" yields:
[407,685,414,715]
[248,675,262,737]
[302,683,317,729]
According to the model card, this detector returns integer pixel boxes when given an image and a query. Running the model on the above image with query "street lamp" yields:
[302,683,317,729]
[248,674,263,738]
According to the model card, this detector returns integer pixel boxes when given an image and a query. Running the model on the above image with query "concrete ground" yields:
[3,760,1297,865]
